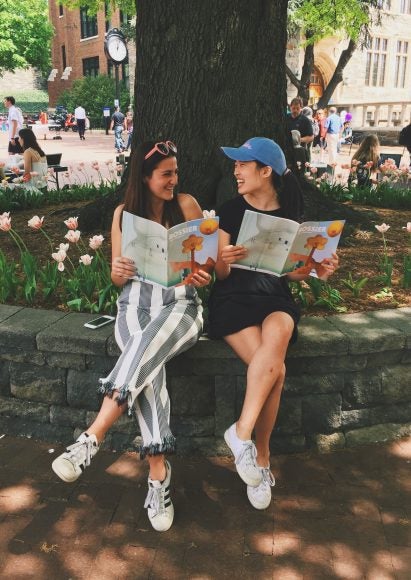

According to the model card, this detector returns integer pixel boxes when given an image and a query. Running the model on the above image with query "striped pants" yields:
[99,281,203,458]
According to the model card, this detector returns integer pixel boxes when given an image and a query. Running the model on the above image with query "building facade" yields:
[48,2,135,107]
[287,0,411,127]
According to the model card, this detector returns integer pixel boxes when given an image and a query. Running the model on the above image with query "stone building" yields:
[47,2,135,108]
[287,0,411,127]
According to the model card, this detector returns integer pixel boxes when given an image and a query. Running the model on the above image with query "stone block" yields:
[37,312,113,355]
[313,432,345,453]
[106,335,121,357]
[169,375,215,416]
[0,308,67,350]
[86,355,116,374]
[235,376,246,417]
[0,395,49,421]
[275,397,302,435]
[0,304,24,323]
[167,356,246,377]
[10,362,66,404]
[46,352,86,370]
[109,431,138,451]
[270,434,306,454]
[0,361,10,396]
[50,405,87,427]
[107,412,137,434]
[341,408,373,429]
[402,350,411,364]
[382,365,411,402]
[215,375,236,435]
[342,402,411,430]
[285,373,344,395]
[286,354,367,375]
[345,422,411,447]
[67,369,102,411]
[366,350,403,368]
[0,416,73,444]
[0,347,45,366]
[302,393,342,434]
[326,312,406,354]
[288,317,348,358]
[171,415,214,437]
[343,369,382,407]
[368,307,411,343]
[176,435,228,456]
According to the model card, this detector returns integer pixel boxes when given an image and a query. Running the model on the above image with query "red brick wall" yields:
[48,3,125,107]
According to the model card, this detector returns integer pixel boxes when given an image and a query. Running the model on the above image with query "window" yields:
[400,0,411,14]
[365,37,388,86]
[377,0,391,9]
[394,41,408,88]
[58,3,64,16]
[83,57,99,77]
[61,45,66,71]
[80,8,98,39]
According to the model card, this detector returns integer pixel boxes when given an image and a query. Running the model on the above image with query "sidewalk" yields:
[0,434,409,579]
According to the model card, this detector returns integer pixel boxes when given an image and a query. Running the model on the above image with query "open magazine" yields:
[232,210,345,278]
[121,211,219,288]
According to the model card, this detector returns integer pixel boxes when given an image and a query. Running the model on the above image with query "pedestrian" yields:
[301,106,316,162]
[349,134,381,187]
[3,96,24,154]
[51,140,212,532]
[337,120,353,153]
[18,128,48,190]
[110,106,126,153]
[324,106,342,165]
[208,137,339,510]
[124,110,134,152]
[74,104,86,140]
[286,97,314,157]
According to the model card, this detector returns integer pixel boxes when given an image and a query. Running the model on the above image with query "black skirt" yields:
[208,268,300,343]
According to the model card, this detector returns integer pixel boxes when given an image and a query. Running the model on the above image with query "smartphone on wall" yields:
[84,315,115,329]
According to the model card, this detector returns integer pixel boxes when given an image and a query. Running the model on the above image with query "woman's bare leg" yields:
[87,394,127,443]
[147,454,166,481]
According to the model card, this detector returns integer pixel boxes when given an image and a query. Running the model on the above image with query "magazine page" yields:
[283,220,345,278]
[168,217,219,286]
[121,212,219,287]
[122,211,169,286]
[232,210,300,276]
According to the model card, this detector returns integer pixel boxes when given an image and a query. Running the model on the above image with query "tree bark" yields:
[297,31,314,105]
[316,38,357,109]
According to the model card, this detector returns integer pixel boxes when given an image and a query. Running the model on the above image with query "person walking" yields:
[324,107,342,165]
[51,140,212,532]
[74,104,86,140]
[208,137,339,510]
[110,106,126,153]
[3,96,24,154]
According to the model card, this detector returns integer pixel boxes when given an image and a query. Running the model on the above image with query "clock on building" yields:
[104,28,128,64]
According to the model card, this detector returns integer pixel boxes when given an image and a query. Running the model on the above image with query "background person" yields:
[110,106,126,153]
[349,134,381,187]
[51,140,212,533]
[3,96,24,154]
[286,97,314,160]
[18,128,48,190]
[74,104,86,140]
[324,106,342,165]
[124,110,134,152]
[208,137,338,510]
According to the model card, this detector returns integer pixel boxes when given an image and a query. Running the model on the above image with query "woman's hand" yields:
[188,269,212,288]
[317,252,339,281]
[111,256,136,280]
[220,244,247,265]
[22,172,31,183]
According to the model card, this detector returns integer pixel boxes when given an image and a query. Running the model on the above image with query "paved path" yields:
[0,434,409,579]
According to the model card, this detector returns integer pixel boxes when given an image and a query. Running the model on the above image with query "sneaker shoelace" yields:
[235,441,257,470]
[144,484,167,515]
[254,467,276,494]
[65,437,95,468]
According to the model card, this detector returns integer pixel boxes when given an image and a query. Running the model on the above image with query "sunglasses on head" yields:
[144,141,177,160]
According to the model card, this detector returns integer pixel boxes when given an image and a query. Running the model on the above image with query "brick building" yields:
[48,2,134,107]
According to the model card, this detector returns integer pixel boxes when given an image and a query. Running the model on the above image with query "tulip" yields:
[52,249,67,264]
[0,215,12,231]
[56,243,69,252]
[89,234,104,250]
[375,223,390,233]
[28,215,44,230]
[403,222,411,233]
[57,262,65,272]
[65,230,81,243]
[64,216,79,230]
[79,254,93,266]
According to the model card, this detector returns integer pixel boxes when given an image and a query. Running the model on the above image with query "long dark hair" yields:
[352,134,380,169]
[19,128,45,157]
[255,162,304,222]
[122,141,185,227]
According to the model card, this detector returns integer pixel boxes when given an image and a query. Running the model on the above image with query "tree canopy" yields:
[0,0,53,76]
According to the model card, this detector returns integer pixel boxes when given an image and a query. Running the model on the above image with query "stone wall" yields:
[0,304,410,455]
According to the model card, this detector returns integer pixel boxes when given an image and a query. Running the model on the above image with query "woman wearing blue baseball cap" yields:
[208,137,338,510]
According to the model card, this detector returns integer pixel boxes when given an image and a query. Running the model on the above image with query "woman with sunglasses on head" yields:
[208,138,338,510]
[52,140,211,532]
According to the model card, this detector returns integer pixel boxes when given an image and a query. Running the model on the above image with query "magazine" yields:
[121,211,219,287]
[232,210,345,278]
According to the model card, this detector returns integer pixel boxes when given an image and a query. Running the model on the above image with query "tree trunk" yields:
[316,39,357,109]
[297,31,314,105]
[133,0,290,209]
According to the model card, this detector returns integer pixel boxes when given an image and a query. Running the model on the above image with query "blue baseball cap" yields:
[220,137,287,176]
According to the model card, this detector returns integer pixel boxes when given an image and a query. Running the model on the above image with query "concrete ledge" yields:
[0,304,410,455]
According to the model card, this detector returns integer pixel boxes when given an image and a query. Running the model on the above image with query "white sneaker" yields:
[224,423,262,487]
[247,466,275,510]
[144,460,174,532]
[52,432,99,483]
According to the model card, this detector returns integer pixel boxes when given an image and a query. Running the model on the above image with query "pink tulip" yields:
[28,215,44,230]
[11,166,20,175]
[0,215,12,231]
[79,254,93,266]
[52,249,67,263]
[64,216,78,230]
[56,243,69,252]
[310,166,318,174]
[89,235,104,250]
[58,262,65,272]
[65,230,81,243]
[375,223,390,233]
[403,222,411,233]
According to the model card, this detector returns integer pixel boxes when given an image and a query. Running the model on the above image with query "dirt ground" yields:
[1,199,410,315]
